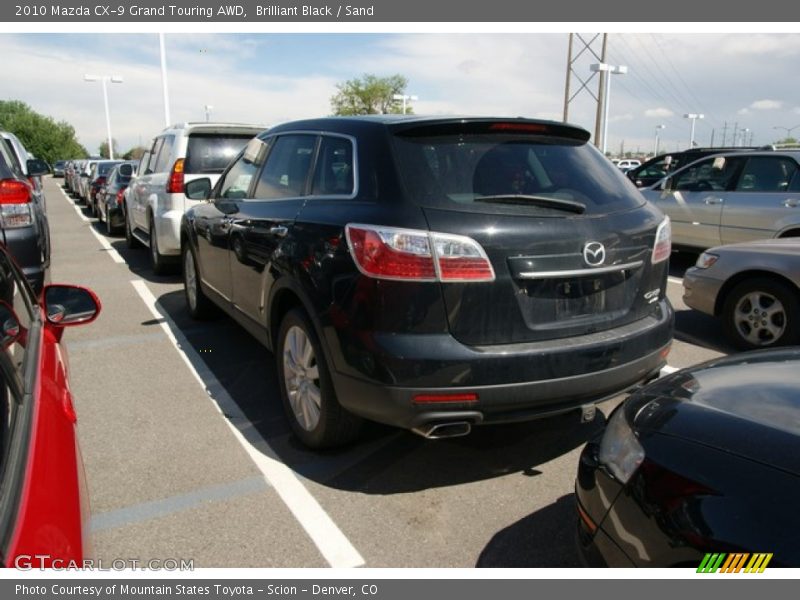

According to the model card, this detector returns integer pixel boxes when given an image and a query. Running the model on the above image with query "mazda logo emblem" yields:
[583,242,606,266]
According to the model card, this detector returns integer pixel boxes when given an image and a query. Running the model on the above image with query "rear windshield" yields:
[185,134,256,174]
[97,162,119,176]
[391,134,645,216]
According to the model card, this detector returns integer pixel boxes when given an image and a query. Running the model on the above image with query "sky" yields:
[2,32,800,157]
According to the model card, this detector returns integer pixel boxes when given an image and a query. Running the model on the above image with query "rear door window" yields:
[311,136,355,196]
[153,136,175,173]
[185,134,257,175]
[253,135,318,200]
[735,157,799,192]
[391,132,644,216]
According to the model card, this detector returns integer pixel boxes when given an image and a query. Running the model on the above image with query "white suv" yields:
[126,122,265,273]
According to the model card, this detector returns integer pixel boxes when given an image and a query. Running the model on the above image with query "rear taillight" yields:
[652,217,671,264]
[167,158,185,194]
[345,224,495,282]
[0,179,31,204]
[116,189,126,206]
[0,179,33,228]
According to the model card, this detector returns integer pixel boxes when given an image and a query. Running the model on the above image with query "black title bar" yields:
[4,0,800,22]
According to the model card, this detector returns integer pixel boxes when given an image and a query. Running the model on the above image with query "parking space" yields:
[45,175,726,567]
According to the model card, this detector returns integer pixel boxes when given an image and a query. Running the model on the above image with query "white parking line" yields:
[660,365,679,376]
[57,185,126,263]
[130,279,365,569]
[668,276,683,285]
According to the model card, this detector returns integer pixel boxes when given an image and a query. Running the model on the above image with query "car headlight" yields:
[694,252,719,269]
[598,406,644,484]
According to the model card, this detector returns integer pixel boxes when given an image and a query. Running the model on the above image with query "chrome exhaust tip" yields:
[412,421,472,439]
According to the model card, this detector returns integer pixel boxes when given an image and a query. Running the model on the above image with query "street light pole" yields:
[590,63,627,156]
[392,93,418,115]
[204,105,213,122]
[159,33,171,127]
[773,124,800,141]
[84,74,123,160]
[684,113,705,148]
[653,125,666,157]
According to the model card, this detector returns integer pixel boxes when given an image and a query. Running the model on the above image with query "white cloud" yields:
[644,108,674,118]
[737,108,751,115]
[750,99,783,110]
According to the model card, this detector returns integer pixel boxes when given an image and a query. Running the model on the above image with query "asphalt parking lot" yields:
[45,175,727,568]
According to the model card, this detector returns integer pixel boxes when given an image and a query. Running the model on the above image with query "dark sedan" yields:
[96,161,137,235]
[575,349,800,567]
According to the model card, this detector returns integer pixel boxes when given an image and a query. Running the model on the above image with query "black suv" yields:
[0,141,50,293]
[626,147,758,188]
[181,116,674,448]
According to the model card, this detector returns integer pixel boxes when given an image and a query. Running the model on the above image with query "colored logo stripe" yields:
[698,552,773,573]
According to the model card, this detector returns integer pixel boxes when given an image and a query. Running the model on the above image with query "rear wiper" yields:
[474,194,586,214]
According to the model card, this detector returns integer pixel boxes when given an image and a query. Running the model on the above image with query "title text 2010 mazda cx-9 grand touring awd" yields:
[181,116,674,448]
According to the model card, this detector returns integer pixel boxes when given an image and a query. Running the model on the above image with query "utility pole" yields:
[710,129,715,147]
[721,122,728,146]
[732,122,739,147]
[562,32,607,151]
[593,34,608,151]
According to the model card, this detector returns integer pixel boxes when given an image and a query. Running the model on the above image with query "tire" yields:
[276,308,363,449]
[124,205,141,249]
[149,217,173,275]
[722,278,800,350]
[182,243,217,319]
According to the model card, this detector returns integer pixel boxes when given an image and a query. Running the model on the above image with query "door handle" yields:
[269,225,289,237]
[784,199,799,208]
[704,198,723,205]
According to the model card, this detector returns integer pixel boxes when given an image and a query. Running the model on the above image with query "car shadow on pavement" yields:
[674,308,734,354]
[152,288,607,495]
[476,494,582,567]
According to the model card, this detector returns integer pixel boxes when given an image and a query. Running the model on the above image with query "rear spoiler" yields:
[389,119,591,143]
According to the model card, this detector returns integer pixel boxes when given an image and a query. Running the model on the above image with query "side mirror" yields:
[43,285,101,327]
[185,178,212,201]
[0,301,22,349]
[26,158,50,177]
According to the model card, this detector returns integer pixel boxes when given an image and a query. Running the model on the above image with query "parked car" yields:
[76,159,107,204]
[627,147,761,189]
[53,160,67,178]
[1,131,47,209]
[576,349,800,567]
[86,160,122,217]
[96,161,137,235]
[682,239,800,349]
[641,150,800,251]
[0,140,51,293]
[0,242,100,568]
[66,159,85,196]
[615,159,641,171]
[126,122,264,274]
[181,116,674,449]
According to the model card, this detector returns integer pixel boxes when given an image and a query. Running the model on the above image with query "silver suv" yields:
[126,122,264,273]
[641,150,800,250]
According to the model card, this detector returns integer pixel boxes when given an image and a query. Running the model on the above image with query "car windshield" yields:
[391,133,645,216]
[185,134,256,174]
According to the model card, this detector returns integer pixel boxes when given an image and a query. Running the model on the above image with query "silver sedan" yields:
[683,238,800,349]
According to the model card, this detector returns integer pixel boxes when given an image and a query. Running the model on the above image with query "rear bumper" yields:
[330,300,673,429]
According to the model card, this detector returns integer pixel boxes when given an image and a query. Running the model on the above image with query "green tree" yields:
[330,74,413,116]
[123,146,148,161]
[0,100,87,164]
[99,139,119,159]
